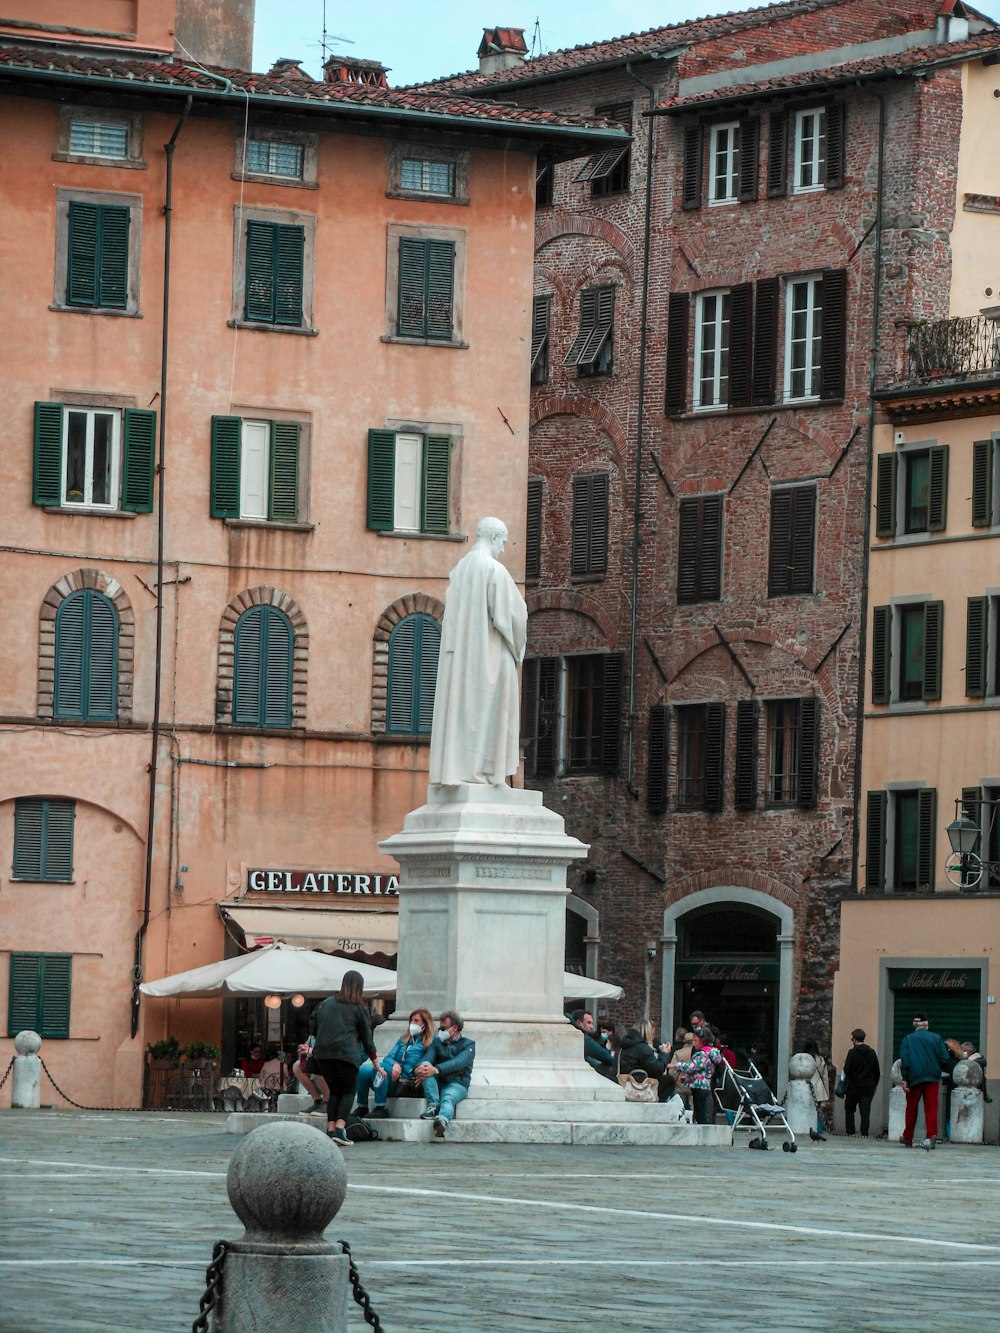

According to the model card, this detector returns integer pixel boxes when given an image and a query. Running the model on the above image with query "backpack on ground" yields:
[344,1113,380,1142]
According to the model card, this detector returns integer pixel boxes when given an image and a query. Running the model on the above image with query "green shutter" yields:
[647,704,668,815]
[121,408,156,513]
[13,798,74,882]
[972,440,993,528]
[928,445,948,532]
[245,220,277,322]
[13,800,43,879]
[8,954,42,1034]
[55,590,117,721]
[274,224,305,326]
[425,239,455,340]
[871,605,891,704]
[268,421,300,522]
[233,607,263,724]
[66,200,99,306]
[210,416,242,519]
[416,615,441,734]
[875,452,897,538]
[733,699,758,811]
[54,593,85,718]
[966,596,988,698]
[922,601,944,701]
[397,237,428,337]
[96,205,130,309]
[67,203,129,308]
[366,429,396,531]
[917,788,937,890]
[33,402,64,506]
[865,790,887,890]
[387,616,417,733]
[39,954,72,1039]
[421,434,451,534]
[84,592,118,719]
[234,606,292,728]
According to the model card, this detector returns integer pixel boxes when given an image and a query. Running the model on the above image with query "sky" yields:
[251,1,1000,85]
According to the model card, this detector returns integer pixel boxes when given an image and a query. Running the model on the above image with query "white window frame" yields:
[54,107,145,169]
[234,128,318,188]
[793,107,826,193]
[238,420,271,520]
[388,144,469,205]
[694,290,731,409]
[392,431,424,532]
[62,406,122,510]
[784,276,822,402]
[708,122,740,205]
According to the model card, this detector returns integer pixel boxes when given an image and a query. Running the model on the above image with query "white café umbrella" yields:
[563,973,623,1001]
[139,942,397,999]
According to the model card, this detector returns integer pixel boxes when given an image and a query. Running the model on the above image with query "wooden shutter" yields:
[66,200,98,306]
[572,473,608,575]
[700,495,723,601]
[922,601,944,701]
[33,401,64,506]
[96,205,130,308]
[39,953,72,1039]
[416,615,441,734]
[733,699,758,811]
[678,494,724,604]
[521,657,539,776]
[819,269,847,399]
[966,596,988,698]
[647,704,668,815]
[665,292,689,416]
[875,452,897,538]
[245,220,277,322]
[751,277,778,405]
[268,421,300,522]
[600,654,623,774]
[274,224,305,326]
[54,593,85,718]
[928,445,948,532]
[535,657,558,778]
[530,295,550,382]
[12,800,43,879]
[972,439,993,527]
[83,591,118,720]
[425,239,456,340]
[865,790,887,889]
[790,486,816,594]
[366,428,396,531]
[387,616,417,733]
[210,416,242,519]
[871,605,891,704]
[13,798,74,882]
[233,607,263,725]
[824,102,846,189]
[917,788,937,890]
[961,786,982,830]
[122,408,156,513]
[525,477,542,580]
[421,434,451,535]
[796,696,820,809]
[397,236,427,337]
[767,490,791,596]
[68,202,126,308]
[564,287,596,366]
[261,608,293,727]
[704,701,726,812]
[677,499,699,604]
[766,110,787,196]
[738,117,760,201]
[728,283,753,408]
[8,954,42,1034]
[682,122,703,209]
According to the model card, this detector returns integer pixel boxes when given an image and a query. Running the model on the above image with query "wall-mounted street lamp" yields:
[945,804,987,889]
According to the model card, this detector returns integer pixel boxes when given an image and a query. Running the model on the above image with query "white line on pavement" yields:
[2,1257,1000,1270]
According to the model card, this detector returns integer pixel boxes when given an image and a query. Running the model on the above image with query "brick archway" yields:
[217,587,308,727]
[38,569,135,721]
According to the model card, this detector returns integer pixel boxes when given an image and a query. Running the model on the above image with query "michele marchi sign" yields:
[247,869,399,896]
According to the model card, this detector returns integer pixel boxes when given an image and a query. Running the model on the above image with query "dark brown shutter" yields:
[819,269,847,400]
[768,490,792,596]
[796,697,820,809]
[928,445,949,532]
[525,477,542,580]
[961,786,981,828]
[917,788,937,890]
[767,109,787,196]
[701,495,723,601]
[665,292,690,416]
[972,440,993,527]
[571,473,608,575]
[647,704,668,815]
[865,790,887,890]
[871,605,891,704]
[738,117,760,202]
[600,653,623,774]
[728,283,753,408]
[751,277,778,405]
[535,657,558,778]
[965,596,988,698]
[790,485,817,594]
[922,601,944,701]
[824,101,846,189]
[733,699,758,810]
[875,452,898,538]
[682,122,703,210]
[521,657,539,776]
[704,701,726,812]
[677,498,699,604]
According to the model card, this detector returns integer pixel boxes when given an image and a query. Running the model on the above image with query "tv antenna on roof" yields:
[529,17,542,60]
[313,0,355,64]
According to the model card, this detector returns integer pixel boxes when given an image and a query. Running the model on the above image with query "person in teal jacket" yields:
[354,1007,434,1118]
[899,1012,949,1150]
[414,1010,476,1139]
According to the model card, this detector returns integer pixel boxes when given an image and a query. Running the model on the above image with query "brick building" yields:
[426,1,1000,1080]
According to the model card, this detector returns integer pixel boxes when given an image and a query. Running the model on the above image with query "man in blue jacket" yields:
[414,1010,476,1139]
[899,1012,949,1150]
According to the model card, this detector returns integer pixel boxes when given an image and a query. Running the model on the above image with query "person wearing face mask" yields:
[414,1010,476,1138]
[353,1008,434,1119]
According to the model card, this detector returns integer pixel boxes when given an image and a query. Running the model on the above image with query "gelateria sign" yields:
[246,869,399,896]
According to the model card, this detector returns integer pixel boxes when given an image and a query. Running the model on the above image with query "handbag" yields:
[834,1072,846,1099]
[617,1069,658,1103]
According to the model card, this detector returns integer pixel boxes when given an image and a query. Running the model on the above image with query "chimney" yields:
[322,54,389,88]
[478,27,527,75]
[268,57,314,82]
[936,0,970,43]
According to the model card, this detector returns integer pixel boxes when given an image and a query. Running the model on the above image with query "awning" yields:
[222,905,399,954]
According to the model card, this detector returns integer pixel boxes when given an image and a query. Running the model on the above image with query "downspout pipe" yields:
[623,62,658,798]
[131,94,192,1038]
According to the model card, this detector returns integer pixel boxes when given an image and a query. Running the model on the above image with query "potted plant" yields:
[146,1036,181,1066]
[181,1040,220,1068]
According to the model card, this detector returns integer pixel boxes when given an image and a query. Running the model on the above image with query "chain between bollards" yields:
[0,1056,14,1092]
[38,1056,141,1112]
[339,1239,384,1330]
[192,1239,229,1333]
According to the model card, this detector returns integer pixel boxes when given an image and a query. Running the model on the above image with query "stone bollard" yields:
[949,1059,985,1144]
[784,1053,817,1134]
[888,1058,927,1143]
[212,1120,350,1332]
[11,1030,42,1109]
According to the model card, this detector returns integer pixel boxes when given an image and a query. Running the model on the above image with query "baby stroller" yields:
[715,1059,797,1152]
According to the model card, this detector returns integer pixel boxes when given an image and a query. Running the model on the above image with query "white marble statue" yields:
[428,516,527,786]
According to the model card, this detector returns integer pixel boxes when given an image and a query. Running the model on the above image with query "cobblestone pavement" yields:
[1,1110,998,1332]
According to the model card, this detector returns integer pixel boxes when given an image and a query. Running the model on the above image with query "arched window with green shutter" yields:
[55,590,118,720]
[233,605,293,728]
[387,613,441,734]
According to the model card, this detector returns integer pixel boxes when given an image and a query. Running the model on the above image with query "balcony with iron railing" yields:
[886,313,1000,391]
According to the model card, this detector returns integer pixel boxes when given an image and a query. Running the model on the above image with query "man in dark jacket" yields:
[414,1010,476,1139]
[899,1012,949,1150]
[569,1009,616,1079]
[842,1028,880,1137]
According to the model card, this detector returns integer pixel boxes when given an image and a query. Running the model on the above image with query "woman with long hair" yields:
[354,1007,434,1118]
[312,970,381,1147]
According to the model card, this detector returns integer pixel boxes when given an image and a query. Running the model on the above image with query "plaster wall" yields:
[949,62,1000,316]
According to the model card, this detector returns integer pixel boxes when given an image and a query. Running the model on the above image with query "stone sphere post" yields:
[949,1059,985,1144]
[12,1030,42,1109]
[784,1053,817,1134]
[213,1121,350,1332]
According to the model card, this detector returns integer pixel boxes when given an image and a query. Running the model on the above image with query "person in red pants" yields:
[899,1013,949,1150]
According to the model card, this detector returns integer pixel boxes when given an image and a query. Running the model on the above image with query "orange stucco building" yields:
[0,1,623,1107]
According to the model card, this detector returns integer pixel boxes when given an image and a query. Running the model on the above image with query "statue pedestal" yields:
[380,784,621,1101]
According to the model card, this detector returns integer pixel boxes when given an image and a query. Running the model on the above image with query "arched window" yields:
[233,605,293,727]
[387,613,440,734]
[54,589,118,720]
